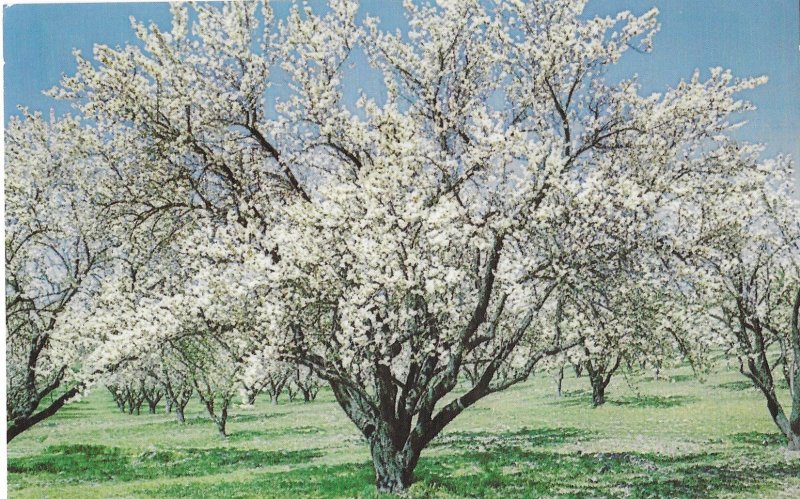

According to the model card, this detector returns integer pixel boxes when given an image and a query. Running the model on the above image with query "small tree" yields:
[293,364,321,403]
[156,348,195,423]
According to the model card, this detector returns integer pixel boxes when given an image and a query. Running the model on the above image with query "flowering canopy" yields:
[6,0,795,491]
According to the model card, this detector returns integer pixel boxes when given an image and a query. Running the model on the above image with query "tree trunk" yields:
[216,401,229,438]
[765,392,800,451]
[555,366,564,398]
[302,389,311,402]
[270,393,279,405]
[175,406,186,423]
[7,387,81,443]
[246,392,257,406]
[148,401,158,414]
[165,398,173,413]
[591,379,606,407]
[370,433,415,494]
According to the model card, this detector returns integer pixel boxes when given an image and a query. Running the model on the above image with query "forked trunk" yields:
[370,432,416,494]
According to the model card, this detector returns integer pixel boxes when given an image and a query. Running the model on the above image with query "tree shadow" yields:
[414,447,799,498]
[609,395,698,409]
[552,393,697,409]
[430,426,593,450]
[716,380,755,392]
[226,425,324,442]
[8,444,323,484]
[727,431,787,448]
[14,441,799,498]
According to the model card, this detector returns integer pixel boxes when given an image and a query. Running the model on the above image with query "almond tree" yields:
[157,350,195,423]
[5,112,121,441]
[46,1,778,491]
[675,168,800,449]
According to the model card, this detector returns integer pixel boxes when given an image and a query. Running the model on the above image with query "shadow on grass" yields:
[147,446,799,498]
[153,412,279,427]
[227,426,324,442]
[728,431,787,448]
[662,373,696,383]
[610,395,697,409]
[48,403,97,420]
[553,393,697,409]
[718,379,789,392]
[430,427,592,451]
[8,444,323,484]
[717,380,755,392]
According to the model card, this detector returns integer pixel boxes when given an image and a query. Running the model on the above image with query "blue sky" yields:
[3,0,799,181]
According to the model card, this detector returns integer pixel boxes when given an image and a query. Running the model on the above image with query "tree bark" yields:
[370,428,416,494]
[555,366,564,399]
[175,406,186,423]
[7,387,80,443]
[591,378,606,407]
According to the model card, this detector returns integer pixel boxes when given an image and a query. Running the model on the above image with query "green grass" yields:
[8,365,800,498]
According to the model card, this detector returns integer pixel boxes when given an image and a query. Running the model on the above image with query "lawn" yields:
[7,365,800,498]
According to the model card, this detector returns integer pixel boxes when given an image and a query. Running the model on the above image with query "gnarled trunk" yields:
[369,427,418,494]
[584,354,620,407]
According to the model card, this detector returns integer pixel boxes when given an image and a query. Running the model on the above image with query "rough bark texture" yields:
[591,378,606,407]
[370,430,416,494]
[7,387,80,443]
[584,354,621,407]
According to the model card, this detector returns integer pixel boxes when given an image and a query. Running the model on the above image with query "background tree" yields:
[674,167,800,449]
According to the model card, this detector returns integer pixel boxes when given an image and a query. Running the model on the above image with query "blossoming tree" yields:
[5,112,123,441]
[36,0,783,491]
[673,163,800,449]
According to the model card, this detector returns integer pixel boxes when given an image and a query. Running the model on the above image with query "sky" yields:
[3,0,799,185]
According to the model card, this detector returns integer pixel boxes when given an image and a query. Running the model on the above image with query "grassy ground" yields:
[7,365,800,498]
